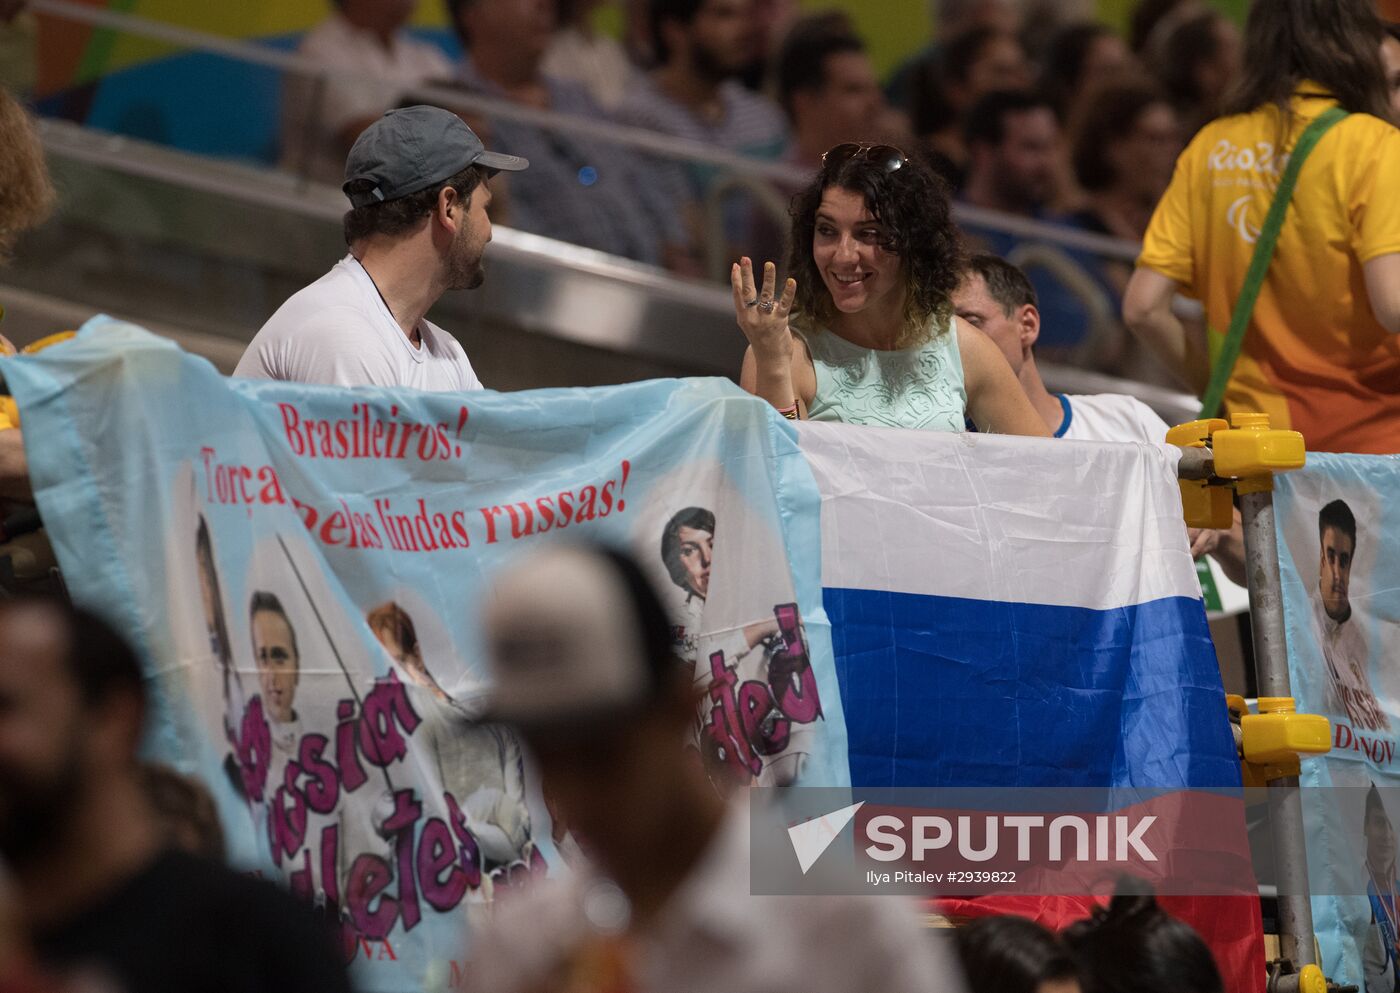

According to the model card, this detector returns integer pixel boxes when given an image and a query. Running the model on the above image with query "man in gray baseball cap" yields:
[235,105,527,391]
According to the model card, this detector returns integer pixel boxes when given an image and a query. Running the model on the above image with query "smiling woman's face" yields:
[811,186,902,316]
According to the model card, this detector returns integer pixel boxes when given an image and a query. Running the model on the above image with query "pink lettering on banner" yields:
[417,817,470,912]
[237,695,271,803]
[384,790,425,931]
[357,673,422,768]
[443,791,485,890]
[771,602,822,723]
[703,647,759,778]
[232,677,496,946]
[334,699,370,793]
[699,603,824,781]
[318,823,341,908]
[269,772,309,862]
[296,734,340,815]
[347,853,398,940]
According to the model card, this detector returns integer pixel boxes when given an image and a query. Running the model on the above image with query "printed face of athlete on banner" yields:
[641,464,825,792]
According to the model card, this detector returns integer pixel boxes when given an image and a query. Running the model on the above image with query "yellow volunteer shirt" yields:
[1139,84,1400,454]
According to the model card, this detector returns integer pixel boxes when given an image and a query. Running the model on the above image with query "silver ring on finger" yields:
[745,298,760,308]
[758,299,775,314]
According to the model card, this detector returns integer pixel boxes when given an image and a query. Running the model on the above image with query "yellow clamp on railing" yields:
[1166,418,1233,529]
[1296,964,1327,993]
[1236,696,1330,780]
[1167,413,1307,527]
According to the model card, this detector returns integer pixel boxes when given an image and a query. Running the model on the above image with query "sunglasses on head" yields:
[821,143,907,174]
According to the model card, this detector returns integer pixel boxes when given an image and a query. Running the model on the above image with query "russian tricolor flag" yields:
[797,421,1264,992]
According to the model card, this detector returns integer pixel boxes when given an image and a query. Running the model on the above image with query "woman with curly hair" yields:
[732,143,1049,435]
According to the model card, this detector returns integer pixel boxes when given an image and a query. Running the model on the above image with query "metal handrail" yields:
[29,0,1143,263]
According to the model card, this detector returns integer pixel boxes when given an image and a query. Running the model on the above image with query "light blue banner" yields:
[2,318,847,992]
[1278,454,1400,993]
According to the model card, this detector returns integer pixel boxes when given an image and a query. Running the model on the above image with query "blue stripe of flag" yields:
[825,588,1241,790]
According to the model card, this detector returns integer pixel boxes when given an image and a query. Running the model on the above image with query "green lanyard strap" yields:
[1197,105,1349,420]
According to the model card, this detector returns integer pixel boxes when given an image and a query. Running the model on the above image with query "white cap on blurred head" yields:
[482,543,673,730]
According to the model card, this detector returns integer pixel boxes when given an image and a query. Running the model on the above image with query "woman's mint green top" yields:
[797,316,967,431]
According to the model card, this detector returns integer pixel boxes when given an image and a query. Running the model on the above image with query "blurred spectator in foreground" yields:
[140,763,226,862]
[1063,882,1224,993]
[1142,5,1241,137]
[962,89,1059,220]
[955,914,1080,993]
[1125,0,1400,455]
[620,0,788,263]
[0,596,350,992]
[734,145,1048,436]
[464,543,957,993]
[280,0,454,185]
[885,0,1021,114]
[240,106,526,389]
[1384,24,1400,120]
[776,19,893,170]
[448,0,692,269]
[910,26,1030,188]
[1064,80,1181,300]
[1040,22,1136,123]
[0,88,55,502]
[543,0,639,111]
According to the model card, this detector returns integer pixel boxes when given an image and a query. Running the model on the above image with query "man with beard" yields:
[962,89,1061,220]
[0,595,350,992]
[236,105,527,389]
[619,0,788,253]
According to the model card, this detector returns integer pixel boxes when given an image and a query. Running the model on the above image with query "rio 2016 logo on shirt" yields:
[1208,139,1290,176]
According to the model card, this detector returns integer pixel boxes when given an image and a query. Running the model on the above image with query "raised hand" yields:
[731,257,798,362]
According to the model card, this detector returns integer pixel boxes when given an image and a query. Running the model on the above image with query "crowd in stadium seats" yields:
[275,0,1192,289]
[261,0,1387,383]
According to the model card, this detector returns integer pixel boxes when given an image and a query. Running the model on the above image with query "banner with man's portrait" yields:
[4,319,847,992]
[1277,456,1400,993]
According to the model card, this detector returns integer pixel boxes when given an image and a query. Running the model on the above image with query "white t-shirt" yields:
[279,13,454,185]
[235,256,483,392]
[1058,393,1171,444]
